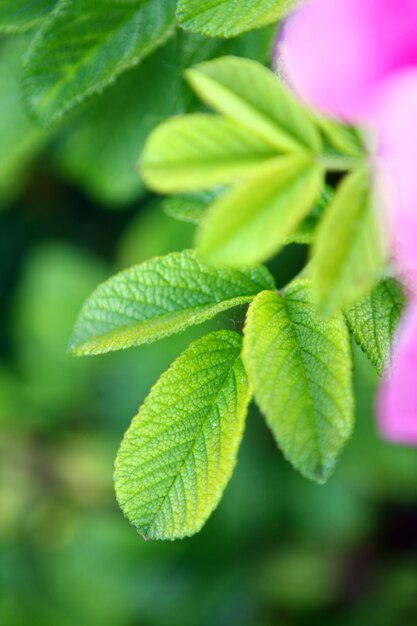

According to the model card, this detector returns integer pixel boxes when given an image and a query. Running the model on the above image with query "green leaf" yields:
[54,34,190,207]
[140,54,322,195]
[69,249,275,355]
[114,330,251,540]
[0,0,55,33]
[243,282,354,483]
[140,113,278,193]
[22,0,177,125]
[163,189,223,225]
[196,155,323,266]
[0,37,49,206]
[345,278,405,375]
[311,166,386,313]
[185,56,322,152]
[176,0,297,38]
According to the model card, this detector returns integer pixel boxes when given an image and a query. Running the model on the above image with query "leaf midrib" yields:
[281,294,325,474]
[29,0,175,120]
[187,67,305,152]
[321,173,373,304]
[70,295,256,354]
[146,348,242,537]
[33,1,142,111]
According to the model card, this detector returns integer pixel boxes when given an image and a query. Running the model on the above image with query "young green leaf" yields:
[176,0,297,38]
[311,166,386,313]
[163,185,332,245]
[196,155,323,266]
[114,330,251,540]
[345,278,405,375]
[185,56,322,152]
[243,282,354,483]
[22,0,177,125]
[0,0,55,33]
[140,113,278,193]
[69,250,275,355]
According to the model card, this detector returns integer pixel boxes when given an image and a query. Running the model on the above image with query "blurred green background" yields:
[1,31,417,626]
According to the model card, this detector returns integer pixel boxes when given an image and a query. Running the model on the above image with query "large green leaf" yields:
[196,155,323,266]
[114,330,251,540]
[0,0,55,33]
[140,113,278,193]
[69,250,275,355]
[22,0,177,125]
[345,278,405,375]
[176,0,297,38]
[185,56,322,152]
[0,38,48,206]
[311,166,386,313]
[243,282,354,483]
[54,34,189,207]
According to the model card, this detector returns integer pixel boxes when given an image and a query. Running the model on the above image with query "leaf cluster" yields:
[70,249,404,539]
[115,55,402,538]
[2,0,407,540]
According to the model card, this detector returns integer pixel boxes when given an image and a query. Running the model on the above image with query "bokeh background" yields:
[1,30,417,626]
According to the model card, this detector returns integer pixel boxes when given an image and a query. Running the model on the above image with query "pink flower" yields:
[281,0,417,121]
[280,0,417,445]
[378,301,417,444]
[372,70,417,292]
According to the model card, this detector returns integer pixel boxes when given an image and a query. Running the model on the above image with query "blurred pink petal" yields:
[378,301,417,445]
[282,0,417,445]
[372,70,417,294]
[281,0,417,120]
